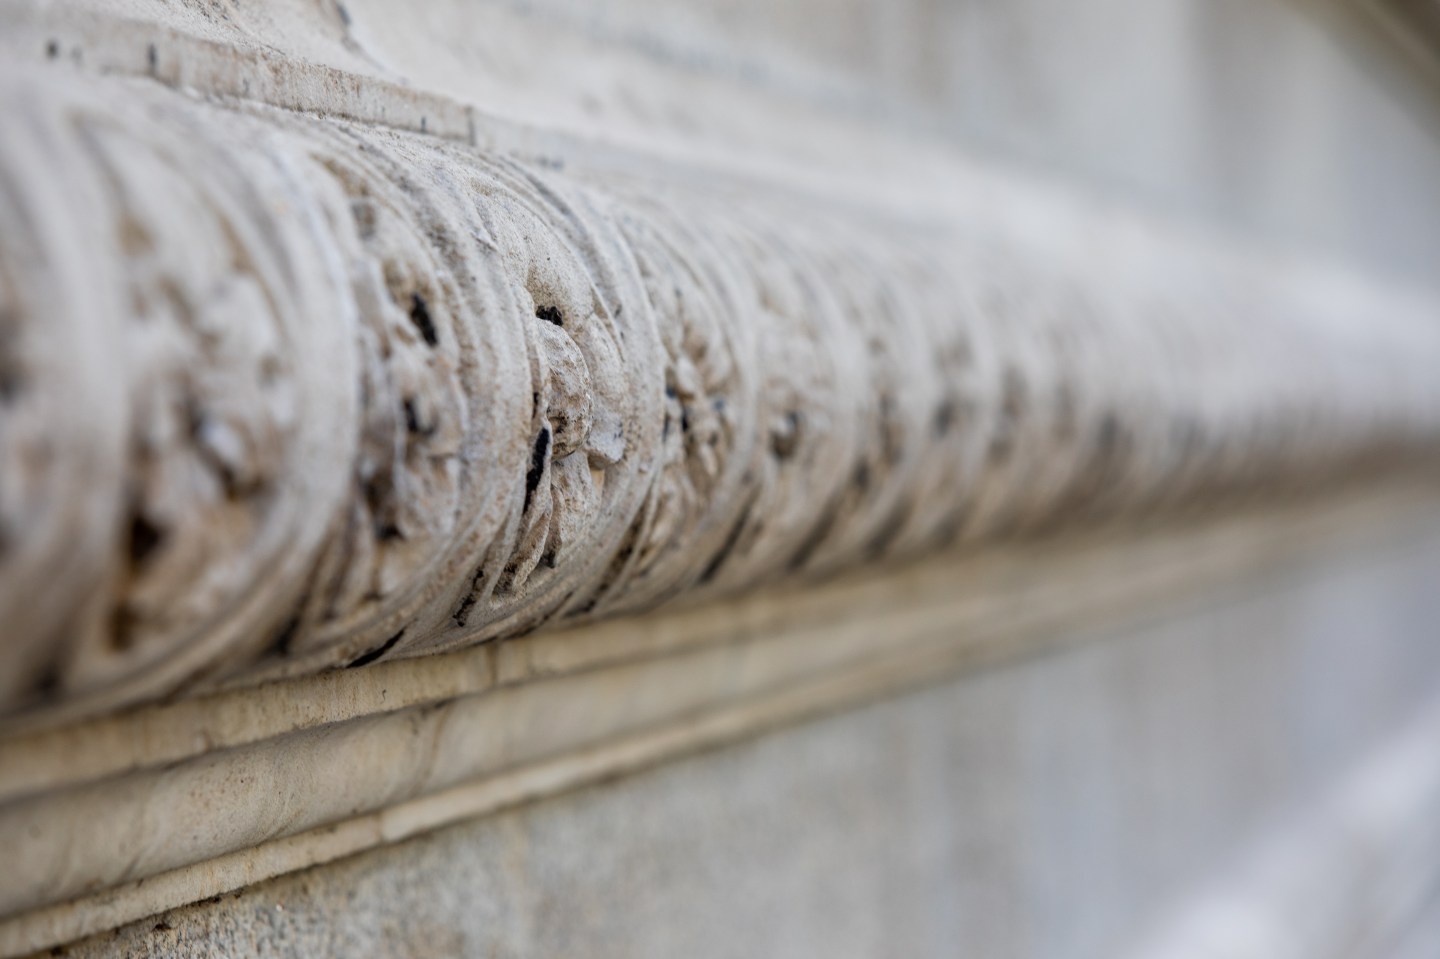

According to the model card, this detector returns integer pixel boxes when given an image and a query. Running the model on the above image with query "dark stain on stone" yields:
[769,411,801,459]
[698,500,753,584]
[346,629,405,668]
[266,614,302,657]
[451,568,486,627]
[109,604,140,653]
[45,39,59,59]
[361,476,395,540]
[787,500,841,571]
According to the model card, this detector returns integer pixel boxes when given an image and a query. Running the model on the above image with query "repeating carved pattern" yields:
[1,69,1439,722]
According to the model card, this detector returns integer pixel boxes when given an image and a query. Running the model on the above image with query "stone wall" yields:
[1,0,1439,956]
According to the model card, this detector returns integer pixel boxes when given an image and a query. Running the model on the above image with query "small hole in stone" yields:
[408,292,439,346]
[128,513,164,568]
[535,305,564,326]
[45,40,59,59]
[402,397,435,436]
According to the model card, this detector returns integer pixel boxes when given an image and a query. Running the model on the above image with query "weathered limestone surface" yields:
[4,1,1440,956]
[2,0,1440,725]
[1,481,1430,955]
[41,506,1440,959]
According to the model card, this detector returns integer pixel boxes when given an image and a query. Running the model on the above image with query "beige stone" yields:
[3,0,1440,955]
[1,1,1439,724]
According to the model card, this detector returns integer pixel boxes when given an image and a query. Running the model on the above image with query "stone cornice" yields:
[1,21,1440,723]
[2,3,1440,951]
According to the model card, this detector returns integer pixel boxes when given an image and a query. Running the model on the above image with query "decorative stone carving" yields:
[2,2,1440,956]
[1,29,1439,725]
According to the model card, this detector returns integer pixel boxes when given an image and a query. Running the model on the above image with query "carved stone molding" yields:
[2,42,1440,723]
[2,2,1440,955]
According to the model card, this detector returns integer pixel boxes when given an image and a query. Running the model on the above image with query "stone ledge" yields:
[0,477,1437,956]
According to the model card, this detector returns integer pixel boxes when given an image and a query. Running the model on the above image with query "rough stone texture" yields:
[3,1,1440,955]
[1,53,1439,723]
[47,512,1440,959]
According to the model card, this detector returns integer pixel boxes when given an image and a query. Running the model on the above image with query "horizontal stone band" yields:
[1,64,1439,724]
[1,477,1435,954]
